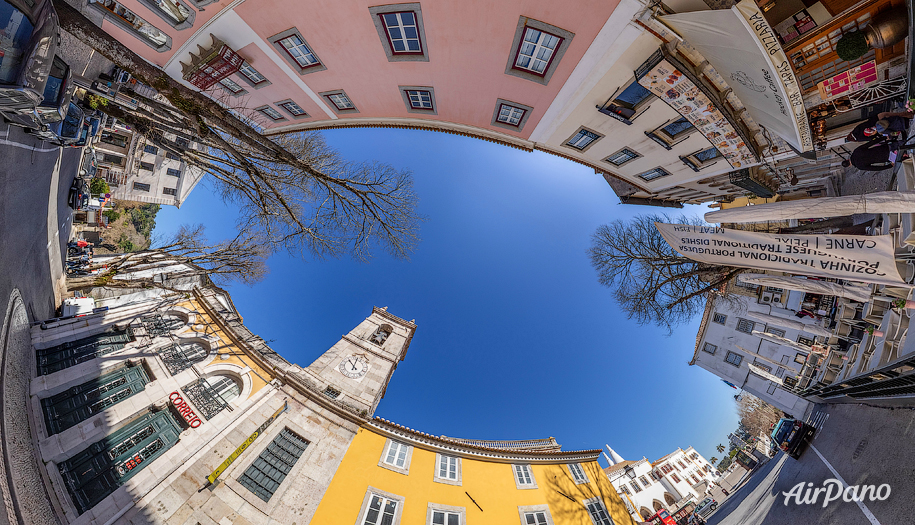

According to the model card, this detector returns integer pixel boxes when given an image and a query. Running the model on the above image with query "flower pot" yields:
[865,6,909,49]
[906,300,915,309]
[870,330,885,338]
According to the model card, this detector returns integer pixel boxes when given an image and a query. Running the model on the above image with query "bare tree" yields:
[67,225,268,292]
[56,0,420,261]
[588,214,745,333]
[736,393,781,441]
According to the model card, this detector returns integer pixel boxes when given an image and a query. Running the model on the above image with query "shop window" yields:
[41,364,149,434]
[60,410,182,514]
[238,428,309,502]
[36,328,134,376]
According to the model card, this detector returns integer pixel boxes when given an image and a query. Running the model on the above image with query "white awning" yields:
[661,0,813,152]
[705,192,915,223]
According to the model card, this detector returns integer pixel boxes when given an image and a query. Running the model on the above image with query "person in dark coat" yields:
[846,111,913,142]
[849,138,894,171]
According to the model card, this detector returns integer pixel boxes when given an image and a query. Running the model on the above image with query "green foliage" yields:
[89,177,110,195]
[117,235,138,253]
[102,209,121,223]
[128,204,160,238]
[836,31,869,61]
[86,94,108,109]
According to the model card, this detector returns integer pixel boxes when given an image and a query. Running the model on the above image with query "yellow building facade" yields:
[314,418,636,525]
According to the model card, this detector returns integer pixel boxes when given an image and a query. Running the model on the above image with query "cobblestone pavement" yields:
[57,0,114,87]
[837,165,895,196]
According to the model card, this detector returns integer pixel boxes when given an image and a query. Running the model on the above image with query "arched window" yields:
[157,341,208,375]
[370,324,392,345]
[640,508,653,520]
[182,375,240,420]
[652,500,664,511]
[664,493,676,506]
[141,313,186,337]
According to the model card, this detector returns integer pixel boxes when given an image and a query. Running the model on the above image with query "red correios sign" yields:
[170,391,202,427]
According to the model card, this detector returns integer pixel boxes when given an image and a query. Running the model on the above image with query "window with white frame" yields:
[397,86,435,114]
[429,507,463,525]
[565,127,602,151]
[360,492,401,525]
[278,34,320,68]
[637,167,671,182]
[640,475,651,487]
[568,462,588,484]
[725,351,743,367]
[257,106,285,121]
[238,62,267,85]
[513,464,536,488]
[584,498,615,525]
[514,27,561,75]
[219,77,244,94]
[619,484,631,495]
[379,439,412,474]
[523,511,549,525]
[435,454,460,484]
[278,100,308,117]
[322,91,356,112]
[491,99,534,131]
[604,148,640,166]
[381,12,422,54]
[713,313,727,324]
[703,342,718,354]
[519,505,554,525]
[630,481,641,493]
[498,104,525,126]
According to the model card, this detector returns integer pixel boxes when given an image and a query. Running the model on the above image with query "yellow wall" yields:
[313,427,636,525]
[178,298,272,396]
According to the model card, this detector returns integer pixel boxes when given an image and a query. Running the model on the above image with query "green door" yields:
[37,328,134,375]
[59,409,182,514]
[41,365,149,435]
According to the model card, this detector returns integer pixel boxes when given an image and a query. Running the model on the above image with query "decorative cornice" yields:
[368,418,600,464]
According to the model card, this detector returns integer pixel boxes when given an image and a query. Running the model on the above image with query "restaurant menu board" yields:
[774,9,817,45]
[816,60,877,100]
[638,59,757,169]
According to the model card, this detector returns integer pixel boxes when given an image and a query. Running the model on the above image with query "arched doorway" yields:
[664,493,677,506]
[640,508,653,520]
[652,500,664,511]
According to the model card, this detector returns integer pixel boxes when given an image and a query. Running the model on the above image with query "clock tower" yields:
[303,307,416,417]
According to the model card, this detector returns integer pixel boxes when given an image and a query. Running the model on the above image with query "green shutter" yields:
[59,410,182,514]
[37,329,134,375]
[41,365,149,434]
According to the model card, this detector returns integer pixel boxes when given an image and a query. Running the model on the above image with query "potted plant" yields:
[865,325,885,337]
[891,298,915,310]
[835,6,909,61]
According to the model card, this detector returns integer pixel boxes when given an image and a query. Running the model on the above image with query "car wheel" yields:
[710,504,717,510]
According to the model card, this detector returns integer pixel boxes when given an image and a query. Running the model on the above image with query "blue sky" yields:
[154,127,740,465]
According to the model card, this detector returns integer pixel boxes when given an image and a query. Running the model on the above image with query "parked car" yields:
[770,417,815,459]
[29,100,83,145]
[72,115,101,147]
[34,55,72,123]
[694,497,718,519]
[0,0,59,129]
[68,176,89,210]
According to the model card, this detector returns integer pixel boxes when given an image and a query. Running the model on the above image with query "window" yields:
[379,439,412,474]
[270,28,326,74]
[713,313,727,324]
[619,484,631,495]
[143,144,158,154]
[162,187,176,196]
[564,127,602,151]
[640,475,651,487]
[630,481,641,493]
[678,461,686,469]
[219,77,245,94]
[238,428,309,502]
[600,81,652,122]
[434,454,461,485]
[156,342,207,375]
[491,99,534,131]
[681,147,721,171]
[736,318,755,333]
[89,0,172,51]
[41,364,148,434]
[369,4,428,62]
[521,509,552,525]
[637,167,670,182]
[321,90,358,114]
[257,105,286,121]
[399,86,436,114]
[798,335,815,346]
[381,12,422,54]
[428,505,465,525]
[794,353,807,364]
[175,137,189,149]
[237,62,269,87]
[101,131,128,148]
[671,473,681,483]
[514,27,561,75]
[513,464,537,489]
[646,117,695,149]
[692,475,700,484]
[183,375,240,419]
[166,168,181,177]
[139,161,154,171]
[504,17,574,85]
[604,148,641,166]
[725,351,743,367]
[360,492,401,525]
[568,462,588,484]
[323,386,340,399]
[370,325,392,345]
[133,182,150,192]
[278,100,308,118]
[584,498,615,525]
[166,151,180,161]
[769,328,786,338]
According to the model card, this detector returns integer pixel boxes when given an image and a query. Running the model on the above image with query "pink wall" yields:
[103,0,622,137]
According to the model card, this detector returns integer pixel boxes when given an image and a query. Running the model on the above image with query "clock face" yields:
[338,355,369,379]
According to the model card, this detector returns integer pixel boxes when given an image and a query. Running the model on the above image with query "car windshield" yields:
[60,103,83,138]
[40,56,67,107]
[0,0,36,83]
[772,420,792,443]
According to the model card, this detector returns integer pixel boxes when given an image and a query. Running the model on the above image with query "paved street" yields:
[706,402,915,525]
[0,123,81,525]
